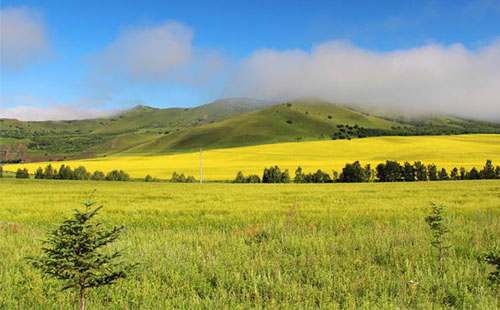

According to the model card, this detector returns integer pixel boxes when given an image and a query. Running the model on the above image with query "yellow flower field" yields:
[4,134,500,180]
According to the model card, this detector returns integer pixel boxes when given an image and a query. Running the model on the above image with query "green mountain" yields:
[1,98,499,162]
[125,99,401,154]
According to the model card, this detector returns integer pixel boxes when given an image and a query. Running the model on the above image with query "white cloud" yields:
[226,39,500,119]
[0,95,129,121]
[0,6,50,70]
[0,105,114,121]
[97,21,194,80]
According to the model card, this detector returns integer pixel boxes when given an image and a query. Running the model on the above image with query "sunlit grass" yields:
[1,178,499,309]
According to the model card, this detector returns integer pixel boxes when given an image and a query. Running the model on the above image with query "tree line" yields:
[234,160,500,183]
[5,164,197,183]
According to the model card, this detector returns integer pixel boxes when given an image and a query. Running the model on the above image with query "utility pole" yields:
[199,148,203,184]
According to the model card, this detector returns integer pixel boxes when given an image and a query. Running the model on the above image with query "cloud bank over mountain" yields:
[226,39,500,120]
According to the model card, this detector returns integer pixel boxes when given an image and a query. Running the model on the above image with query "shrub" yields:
[262,166,290,183]
[91,171,105,181]
[105,170,130,181]
[15,168,30,179]
[171,172,196,183]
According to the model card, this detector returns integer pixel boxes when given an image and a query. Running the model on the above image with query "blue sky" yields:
[1,0,499,120]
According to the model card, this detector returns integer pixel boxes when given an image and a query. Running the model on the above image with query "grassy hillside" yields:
[0,98,272,161]
[5,134,500,180]
[1,179,499,309]
[2,98,499,161]
[122,100,403,154]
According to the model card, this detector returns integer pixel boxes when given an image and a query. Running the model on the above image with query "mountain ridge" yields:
[1,98,499,162]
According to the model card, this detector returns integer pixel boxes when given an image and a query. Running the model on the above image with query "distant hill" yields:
[1,98,499,162]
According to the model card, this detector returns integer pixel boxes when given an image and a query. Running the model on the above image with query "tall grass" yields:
[1,179,499,309]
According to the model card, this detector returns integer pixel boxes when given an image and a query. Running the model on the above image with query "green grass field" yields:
[1,178,499,309]
[5,134,500,180]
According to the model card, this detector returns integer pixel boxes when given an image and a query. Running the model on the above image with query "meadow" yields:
[1,178,499,309]
[4,134,500,181]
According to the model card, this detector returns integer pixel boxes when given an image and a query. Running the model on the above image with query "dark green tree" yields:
[262,166,288,183]
[57,165,74,180]
[427,164,438,181]
[438,168,449,181]
[90,171,105,181]
[15,168,30,179]
[74,166,90,180]
[246,174,261,183]
[402,162,416,182]
[459,167,467,180]
[294,167,306,183]
[144,174,153,182]
[414,161,428,181]
[44,164,56,179]
[106,170,130,181]
[28,198,136,310]
[467,167,480,180]
[363,164,374,182]
[34,167,44,179]
[496,166,500,179]
[376,161,402,182]
[340,161,365,182]
[480,160,496,179]
[450,167,459,180]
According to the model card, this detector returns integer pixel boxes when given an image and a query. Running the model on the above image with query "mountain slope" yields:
[2,98,499,161]
[121,100,403,154]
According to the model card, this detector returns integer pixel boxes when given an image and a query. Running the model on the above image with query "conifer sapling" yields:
[28,196,136,310]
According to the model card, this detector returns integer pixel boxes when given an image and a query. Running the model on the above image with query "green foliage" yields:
[262,166,290,183]
[91,171,105,181]
[144,174,160,182]
[483,247,500,286]
[0,165,3,178]
[340,161,366,182]
[15,168,29,179]
[233,171,261,183]
[105,170,130,181]
[414,161,428,181]
[28,198,135,309]
[376,161,403,182]
[467,167,480,180]
[428,164,438,181]
[294,167,332,183]
[425,204,449,275]
[438,168,449,181]
[402,162,416,182]
[171,172,196,183]
[480,160,497,179]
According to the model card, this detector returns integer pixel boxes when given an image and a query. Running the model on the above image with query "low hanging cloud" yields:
[226,39,500,119]
[0,104,114,121]
[0,6,50,70]
[97,21,194,81]
[0,95,130,121]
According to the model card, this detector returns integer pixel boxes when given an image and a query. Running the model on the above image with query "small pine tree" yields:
[34,167,44,179]
[28,197,136,310]
[425,204,449,276]
[483,247,500,286]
